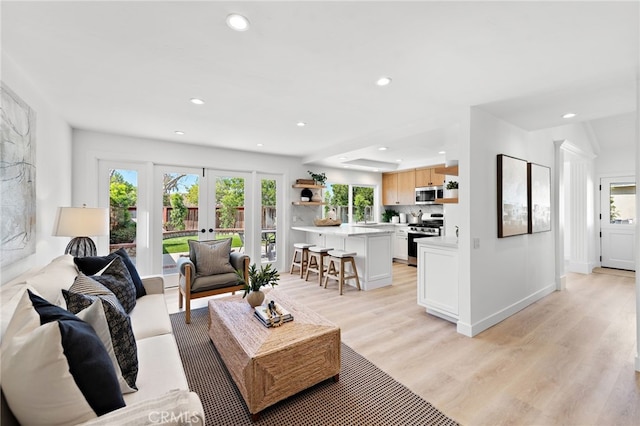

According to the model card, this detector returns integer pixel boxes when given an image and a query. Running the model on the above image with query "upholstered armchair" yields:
[176,239,249,323]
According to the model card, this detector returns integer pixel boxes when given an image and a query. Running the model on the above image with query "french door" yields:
[600,176,636,271]
[154,166,249,284]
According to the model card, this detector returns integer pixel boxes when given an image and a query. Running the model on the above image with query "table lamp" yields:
[53,205,109,257]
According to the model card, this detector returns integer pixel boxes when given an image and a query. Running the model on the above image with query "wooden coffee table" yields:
[207,288,341,420]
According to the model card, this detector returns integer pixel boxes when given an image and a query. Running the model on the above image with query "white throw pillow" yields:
[1,290,125,426]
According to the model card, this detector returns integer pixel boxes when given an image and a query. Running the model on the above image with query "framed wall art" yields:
[497,154,528,238]
[528,162,551,233]
[1,82,37,266]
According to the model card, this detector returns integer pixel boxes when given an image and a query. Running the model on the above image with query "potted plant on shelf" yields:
[237,263,280,307]
[445,180,459,199]
[307,170,327,186]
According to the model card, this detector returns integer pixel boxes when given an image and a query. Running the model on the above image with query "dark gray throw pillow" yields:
[63,273,138,392]
[188,238,235,276]
[74,248,146,298]
[92,256,137,313]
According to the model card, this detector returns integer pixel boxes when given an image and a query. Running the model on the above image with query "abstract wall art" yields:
[1,82,37,266]
[497,154,528,238]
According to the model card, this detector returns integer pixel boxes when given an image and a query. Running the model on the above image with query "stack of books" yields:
[254,301,293,328]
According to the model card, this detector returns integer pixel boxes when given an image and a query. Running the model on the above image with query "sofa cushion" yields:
[129,293,172,340]
[1,290,125,425]
[188,238,235,276]
[74,248,146,298]
[123,334,190,405]
[92,257,137,313]
[24,254,78,307]
[63,273,138,391]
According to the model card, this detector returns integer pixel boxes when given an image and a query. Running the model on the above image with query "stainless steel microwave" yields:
[415,186,443,204]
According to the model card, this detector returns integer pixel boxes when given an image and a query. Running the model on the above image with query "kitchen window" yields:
[324,183,375,224]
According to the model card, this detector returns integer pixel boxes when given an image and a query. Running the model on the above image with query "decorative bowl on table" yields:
[313,218,342,226]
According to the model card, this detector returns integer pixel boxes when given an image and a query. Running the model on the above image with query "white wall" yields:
[461,108,556,336]
[72,129,381,275]
[1,54,72,284]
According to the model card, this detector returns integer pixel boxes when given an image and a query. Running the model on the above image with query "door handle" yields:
[209,228,214,233]
[200,229,206,233]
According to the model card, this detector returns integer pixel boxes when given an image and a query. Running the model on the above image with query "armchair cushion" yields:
[188,272,242,293]
[188,238,235,276]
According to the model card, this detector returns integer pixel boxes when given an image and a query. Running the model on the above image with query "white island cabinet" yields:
[291,225,394,291]
[416,237,459,323]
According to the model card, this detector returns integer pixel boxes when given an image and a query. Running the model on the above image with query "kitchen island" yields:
[291,225,394,291]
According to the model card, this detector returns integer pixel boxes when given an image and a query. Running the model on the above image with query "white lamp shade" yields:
[53,207,109,237]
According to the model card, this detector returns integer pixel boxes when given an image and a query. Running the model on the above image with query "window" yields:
[324,183,376,223]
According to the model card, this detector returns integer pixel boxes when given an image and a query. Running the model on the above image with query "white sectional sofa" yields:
[0,254,204,425]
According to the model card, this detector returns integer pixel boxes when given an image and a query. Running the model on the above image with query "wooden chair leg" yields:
[350,258,361,291]
[185,295,191,324]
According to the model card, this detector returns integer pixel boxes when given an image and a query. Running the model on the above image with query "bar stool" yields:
[305,246,333,285]
[290,243,314,278]
[324,250,361,295]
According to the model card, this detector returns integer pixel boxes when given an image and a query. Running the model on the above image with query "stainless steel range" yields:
[407,215,443,266]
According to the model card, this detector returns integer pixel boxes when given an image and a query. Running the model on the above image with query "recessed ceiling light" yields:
[296,122,306,127]
[343,165,350,168]
[339,157,347,160]
[438,151,446,154]
[376,77,392,86]
[226,13,250,31]
[562,112,576,119]
[373,169,379,172]
[256,143,263,147]
[378,147,388,151]
[175,131,185,135]
[190,98,205,105]
[395,159,402,162]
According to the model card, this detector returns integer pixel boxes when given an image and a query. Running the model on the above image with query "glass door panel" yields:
[108,169,138,263]
[160,171,200,276]
[261,177,277,263]
[214,175,245,253]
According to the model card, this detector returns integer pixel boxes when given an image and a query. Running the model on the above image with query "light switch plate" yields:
[473,238,480,249]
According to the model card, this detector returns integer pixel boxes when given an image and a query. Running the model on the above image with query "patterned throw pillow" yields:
[92,256,137,313]
[1,290,125,425]
[63,273,139,392]
[188,238,235,276]
[74,248,146,298]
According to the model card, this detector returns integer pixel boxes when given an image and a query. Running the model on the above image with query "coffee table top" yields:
[208,288,340,358]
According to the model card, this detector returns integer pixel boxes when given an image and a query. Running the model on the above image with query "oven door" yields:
[407,232,435,266]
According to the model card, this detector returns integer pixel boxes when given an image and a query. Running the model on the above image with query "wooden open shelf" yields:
[436,197,458,204]
[292,201,326,206]
[292,184,325,189]
[434,165,458,176]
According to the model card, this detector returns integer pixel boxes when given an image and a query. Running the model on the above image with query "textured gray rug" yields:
[170,307,459,426]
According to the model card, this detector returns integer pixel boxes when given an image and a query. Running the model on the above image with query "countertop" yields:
[291,224,395,236]
[415,236,459,249]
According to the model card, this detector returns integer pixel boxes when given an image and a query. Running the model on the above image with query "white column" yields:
[634,69,639,372]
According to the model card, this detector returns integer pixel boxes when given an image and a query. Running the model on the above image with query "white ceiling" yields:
[2,1,638,171]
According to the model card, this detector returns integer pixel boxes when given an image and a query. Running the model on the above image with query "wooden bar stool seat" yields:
[324,250,361,295]
[305,246,333,285]
[290,243,314,278]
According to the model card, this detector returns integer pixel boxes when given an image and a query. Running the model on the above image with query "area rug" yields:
[170,307,459,426]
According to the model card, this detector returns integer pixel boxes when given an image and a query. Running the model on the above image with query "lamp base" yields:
[65,237,97,257]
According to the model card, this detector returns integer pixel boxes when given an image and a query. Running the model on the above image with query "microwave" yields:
[415,186,443,205]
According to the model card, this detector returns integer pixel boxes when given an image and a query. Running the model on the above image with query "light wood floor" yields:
[165,264,640,425]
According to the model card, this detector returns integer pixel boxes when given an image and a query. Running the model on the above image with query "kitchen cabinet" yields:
[394,226,408,261]
[382,170,415,205]
[417,238,459,323]
[415,165,445,187]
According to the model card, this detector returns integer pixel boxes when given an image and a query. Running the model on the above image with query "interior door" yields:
[600,176,636,270]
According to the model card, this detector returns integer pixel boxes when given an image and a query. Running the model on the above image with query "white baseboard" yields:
[463,283,556,337]
[566,260,592,274]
